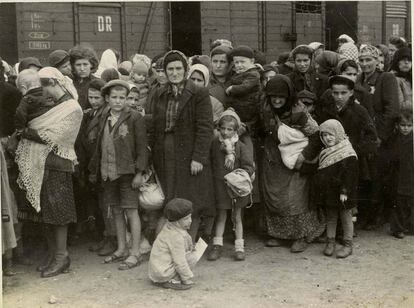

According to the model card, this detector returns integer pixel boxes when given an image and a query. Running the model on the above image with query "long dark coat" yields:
[287,69,329,99]
[150,80,214,215]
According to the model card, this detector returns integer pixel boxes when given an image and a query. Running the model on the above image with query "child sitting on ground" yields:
[149,198,197,290]
[314,119,359,258]
[225,45,261,126]
[207,108,255,261]
[387,108,413,239]
[88,79,148,270]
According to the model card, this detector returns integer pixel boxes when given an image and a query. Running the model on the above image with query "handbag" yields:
[138,166,165,211]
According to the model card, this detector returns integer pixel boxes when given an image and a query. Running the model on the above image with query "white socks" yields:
[235,239,244,252]
[212,237,223,246]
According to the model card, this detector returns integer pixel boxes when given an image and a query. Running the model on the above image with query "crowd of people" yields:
[0,33,412,291]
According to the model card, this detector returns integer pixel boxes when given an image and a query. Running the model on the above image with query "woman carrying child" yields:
[261,75,324,253]
[314,119,359,258]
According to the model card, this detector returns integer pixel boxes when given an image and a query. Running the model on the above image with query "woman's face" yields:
[211,54,229,77]
[190,71,205,88]
[270,96,287,109]
[73,59,92,78]
[398,58,412,72]
[294,54,311,73]
[166,60,185,84]
[341,66,358,83]
[359,55,377,74]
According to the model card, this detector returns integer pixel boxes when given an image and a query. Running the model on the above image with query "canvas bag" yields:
[139,166,164,211]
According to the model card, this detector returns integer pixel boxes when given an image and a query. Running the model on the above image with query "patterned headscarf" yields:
[359,45,380,60]
[338,42,359,62]
[318,119,357,170]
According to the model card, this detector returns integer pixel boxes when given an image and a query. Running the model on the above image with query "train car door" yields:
[170,2,202,56]
[78,3,123,58]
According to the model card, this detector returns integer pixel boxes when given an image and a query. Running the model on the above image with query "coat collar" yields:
[158,80,197,118]
[103,107,132,133]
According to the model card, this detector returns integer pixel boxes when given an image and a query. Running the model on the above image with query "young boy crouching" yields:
[88,79,148,270]
[149,198,197,290]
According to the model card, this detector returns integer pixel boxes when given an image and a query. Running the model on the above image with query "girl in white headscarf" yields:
[15,66,83,278]
[94,49,120,78]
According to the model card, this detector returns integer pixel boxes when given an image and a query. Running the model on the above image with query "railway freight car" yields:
[0,1,411,66]
[0,1,326,65]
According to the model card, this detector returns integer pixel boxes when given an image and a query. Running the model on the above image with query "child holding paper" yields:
[149,198,202,290]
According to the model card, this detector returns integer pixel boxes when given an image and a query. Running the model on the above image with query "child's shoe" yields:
[323,238,335,256]
[336,240,352,258]
[207,245,222,261]
[234,239,245,261]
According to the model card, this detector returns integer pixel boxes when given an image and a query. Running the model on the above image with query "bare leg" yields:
[112,207,127,254]
[125,209,141,256]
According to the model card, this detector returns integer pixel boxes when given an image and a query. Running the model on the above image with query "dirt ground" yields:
[3,228,414,308]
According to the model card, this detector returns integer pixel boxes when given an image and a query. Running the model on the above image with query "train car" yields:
[0,1,411,66]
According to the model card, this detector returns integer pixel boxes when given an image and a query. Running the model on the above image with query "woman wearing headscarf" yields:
[260,75,324,253]
[149,50,214,241]
[338,42,359,63]
[15,67,83,277]
[390,47,412,110]
[375,44,391,72]
[69,45,99,109]
[209,45,233,106]
[287,45,329,100]
[314,51,341,78]
[94,49,120,79]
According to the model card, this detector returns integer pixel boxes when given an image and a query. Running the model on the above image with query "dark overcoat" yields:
[287,69,329,99]
[150,80,214,215]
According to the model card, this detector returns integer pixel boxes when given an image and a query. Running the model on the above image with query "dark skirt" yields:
[17,169,77,225]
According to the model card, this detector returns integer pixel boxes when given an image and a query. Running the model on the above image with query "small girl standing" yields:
[314,119,359,258]
[207,108,255,261]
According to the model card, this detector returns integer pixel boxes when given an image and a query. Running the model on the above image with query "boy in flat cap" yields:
[149,198,197,290]
[88,79,148,270]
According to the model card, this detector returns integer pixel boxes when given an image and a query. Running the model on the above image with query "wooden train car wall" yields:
[0,2,169,65]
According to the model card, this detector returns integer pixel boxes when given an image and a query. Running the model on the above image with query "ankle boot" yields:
[207,245,222,261]
[234,239,245,261]
[323,238,336,256]
[41,254,71,278]
[336,240,353,258]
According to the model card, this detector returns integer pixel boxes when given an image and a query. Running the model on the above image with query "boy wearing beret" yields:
[149,198,197,290]
[225,45,261,126]
[88,79,148,270]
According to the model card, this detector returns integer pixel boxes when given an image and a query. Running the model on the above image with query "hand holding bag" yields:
[138,167,165,211]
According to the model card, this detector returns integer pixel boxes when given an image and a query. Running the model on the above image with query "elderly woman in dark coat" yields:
[150,50,214,241]
[260,75,324,253]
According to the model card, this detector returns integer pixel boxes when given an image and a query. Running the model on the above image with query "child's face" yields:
[331,84,353,108]
[126,91,139,109]
[233,56,254,74]
[88,88,104,110]
[270,96,286,109]
[341,66,358,83]
[219,121,237,139]
[155,69,167,85]
[321,131,337,147]
[131,72,147,83]
[73,59,92,78]
[106,88,128,113]
[398,119,413,136]
[398,58,412,73]
[262,70,276,88]
[178,214,192,230]
[294,54,311,73]
[58,61,72,77]
[190,71,205,88]
[377,56,385,71]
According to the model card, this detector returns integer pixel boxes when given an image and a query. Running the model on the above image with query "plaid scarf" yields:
[165,83,185,132]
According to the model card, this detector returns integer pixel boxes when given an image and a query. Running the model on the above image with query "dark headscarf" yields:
[163,50,188,73]
[391,47,412,84]
[265,74,295,115]
[315,51,340,77]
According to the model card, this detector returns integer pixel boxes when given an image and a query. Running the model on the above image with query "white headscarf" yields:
[38,66,78,101]
[95,49,119,78]
[188,64,210,87]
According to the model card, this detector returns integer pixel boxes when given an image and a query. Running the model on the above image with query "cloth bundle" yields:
[277,123,309,169]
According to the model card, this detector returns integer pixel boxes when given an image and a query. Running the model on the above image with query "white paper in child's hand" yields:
[193,238,208,262]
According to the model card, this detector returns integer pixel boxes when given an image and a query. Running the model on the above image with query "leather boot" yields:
[41,255,71,278]
[323,238,336,256]
[336,240,353,258]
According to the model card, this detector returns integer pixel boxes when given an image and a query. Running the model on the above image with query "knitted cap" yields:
[88,78,105,92]
[229,45,254,60]
[297,89,317,101]
[329,75,355,90]
[359,45,380,60]
[164,198,193,222]
[101,79,130,96]
[19,57,43,71]
[218,107,241,128]
[48,50,70,68]
[131,61,149,75]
